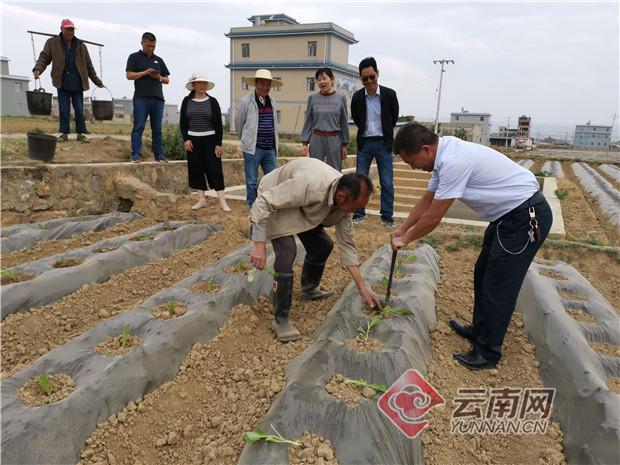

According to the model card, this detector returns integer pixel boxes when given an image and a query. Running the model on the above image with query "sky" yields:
[2,1,619,139]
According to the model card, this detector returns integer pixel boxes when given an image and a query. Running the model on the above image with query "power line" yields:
[432,59,454,133]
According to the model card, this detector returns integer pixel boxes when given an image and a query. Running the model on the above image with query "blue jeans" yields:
[354,138,394,221]
[58,89,86,134]
[243,147,277,207]
[131,97,164,161]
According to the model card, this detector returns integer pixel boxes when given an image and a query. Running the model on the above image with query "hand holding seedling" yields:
[250,242,267,270]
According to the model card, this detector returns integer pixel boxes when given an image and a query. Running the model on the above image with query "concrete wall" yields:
[232,35,329,62]
[1,77,30,117]
[0,156,358,224]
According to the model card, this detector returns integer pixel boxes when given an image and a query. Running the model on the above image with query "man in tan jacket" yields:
[250,157,381,341]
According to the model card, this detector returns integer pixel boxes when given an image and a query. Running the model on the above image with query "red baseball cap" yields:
[60,19,75,28]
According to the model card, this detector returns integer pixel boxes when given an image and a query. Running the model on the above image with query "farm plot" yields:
[1,221,221,318]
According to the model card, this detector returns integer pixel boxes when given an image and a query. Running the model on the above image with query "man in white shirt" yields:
[390,123,553,370]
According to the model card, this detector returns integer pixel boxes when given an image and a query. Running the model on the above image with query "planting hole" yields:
[539,271,568,281]
[190,278,220,294]
[131,235,154,242]
[152,301,187,320]
[93,246,118,254]
[95,332,144,357]
[559,290,589,302]
[53,257,83,268]
[345,337,384,352]
[589,342,620,358]
[1,270,33,285]
[565,307,597,323]
[17,373,75,407]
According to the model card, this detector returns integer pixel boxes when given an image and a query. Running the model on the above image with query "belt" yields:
[313,130,341,137]
[497,191,545,222]
[363,136,384,140]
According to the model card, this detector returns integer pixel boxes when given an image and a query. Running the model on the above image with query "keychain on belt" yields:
[527,206,542,243]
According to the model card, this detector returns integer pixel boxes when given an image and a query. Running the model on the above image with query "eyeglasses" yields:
[361,75,377,83]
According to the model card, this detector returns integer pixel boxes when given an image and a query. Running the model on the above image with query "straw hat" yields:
[186,72,215,91]
[241,69,283,87]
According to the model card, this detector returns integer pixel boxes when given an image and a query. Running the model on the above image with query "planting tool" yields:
[384,250,398,305]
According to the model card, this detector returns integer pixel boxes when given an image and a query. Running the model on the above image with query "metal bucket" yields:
[26,80,52,116]
[91,86,114,121]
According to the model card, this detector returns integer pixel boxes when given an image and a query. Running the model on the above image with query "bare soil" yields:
[189,279,220,294]
[17,373,75,407]
[0,272,33,285]
[2,116,135,135]
[607,378,620,395]
[288,433,338,465]
[324,373,366,405]
[344,337,384,352]
[52,257,83,268]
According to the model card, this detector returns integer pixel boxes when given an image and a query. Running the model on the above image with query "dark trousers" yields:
[472,192,553,363]
[354,138,394,221]
[271,224,334,274]
[186,135,225,191]
[58,89,86,134]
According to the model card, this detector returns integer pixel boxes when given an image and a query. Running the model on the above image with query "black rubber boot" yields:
[271,272,301,342]
[300,260,336,301]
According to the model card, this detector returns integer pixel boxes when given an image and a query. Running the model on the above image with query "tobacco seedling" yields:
[54,257,66,266]
[376,276,389,291]
[403,254,417,263]
[1,270,17,282]
[245,425,302,447]
[394,260,405,279]
[555,189,569,200]
[382,305,414,317]
[161,223,176,231]
[357,315,381,342]
[134,235,154,241]
[343,378,388,393]
[206,276,217,291]
[38,373,53,397]
[167,301,177,316]
[120,327,130,348]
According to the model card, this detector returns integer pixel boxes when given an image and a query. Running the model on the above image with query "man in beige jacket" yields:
[250,157,381,341]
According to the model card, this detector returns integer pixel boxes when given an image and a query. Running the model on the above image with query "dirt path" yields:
[1,218,156,268]
[562,162,620,245]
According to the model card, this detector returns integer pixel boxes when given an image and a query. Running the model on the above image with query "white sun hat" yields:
[186,72,215,91]
[241,69,283,87]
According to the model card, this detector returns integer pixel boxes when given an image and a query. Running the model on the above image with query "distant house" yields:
[574,122,612,148]
[1,57,31,116]
[226,13,360,135]
[449,110,491,145]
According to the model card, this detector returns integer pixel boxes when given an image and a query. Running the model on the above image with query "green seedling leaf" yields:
[56,257,65,266]
[244,426,302,446]
[382,305,414,317]
[37,223,48,230]
[120,327,130,347]
[38,373,53,397]
[343,378,388,393]
[1,270,17,282]
[357,315,382,342]
[134,235,154,241]
[380,276,389,288]
[404,254,417,263]
[206,276,217,291]
[167,301,177,316]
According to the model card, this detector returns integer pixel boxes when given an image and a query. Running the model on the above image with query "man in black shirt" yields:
[126,32,170,163]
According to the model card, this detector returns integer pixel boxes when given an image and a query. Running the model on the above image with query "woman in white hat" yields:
[180,72,231,211]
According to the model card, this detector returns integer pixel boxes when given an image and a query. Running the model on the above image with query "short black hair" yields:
[393,123,439,157]
[336,173,374,200]
[315,67,334,81]
[142,32,156,42]
[358,57,378,75]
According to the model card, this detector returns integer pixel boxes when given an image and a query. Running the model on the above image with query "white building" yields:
[449,110,491,145]
[1,57,31,116]
[574,122,612,148]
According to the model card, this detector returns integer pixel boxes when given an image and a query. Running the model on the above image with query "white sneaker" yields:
[191,200,206,210]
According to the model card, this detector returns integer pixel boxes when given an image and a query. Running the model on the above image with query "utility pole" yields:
[609,113,617,152]
[433,59,454,133]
